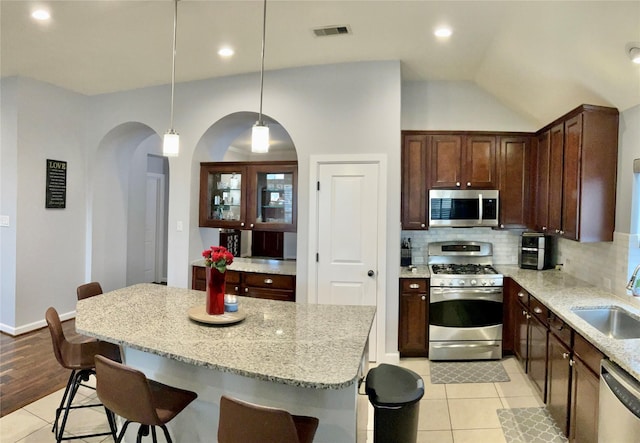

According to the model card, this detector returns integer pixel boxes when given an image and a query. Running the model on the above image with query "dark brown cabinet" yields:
[429,134,496,189]
[533,105,618,242]
[398,279,428,357]
[507,280,547,400]
[497,136,532,229]
[191,266,295,302]
[199,161,297,232]
[569,334,604,443]
[401,135,429,230]
[547,314,573,437]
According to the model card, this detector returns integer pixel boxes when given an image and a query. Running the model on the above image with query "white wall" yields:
[1,77,88,334]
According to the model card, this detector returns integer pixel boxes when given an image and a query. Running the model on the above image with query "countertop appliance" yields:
[429,189,499,228]
[598,360,640,442]
[519,232,555,270]
[427,241,503,360]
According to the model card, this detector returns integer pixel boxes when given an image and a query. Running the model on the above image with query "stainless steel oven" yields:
[428,241,504,360]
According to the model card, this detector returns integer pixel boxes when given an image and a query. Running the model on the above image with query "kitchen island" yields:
[76,283,375,442]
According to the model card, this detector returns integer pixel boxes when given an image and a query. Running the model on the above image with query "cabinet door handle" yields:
[518,291,525,298]
[244,288,249,293]
[533,307,543,314]
[250,223,254,228]
[569,359,574,366]
[421,295,426,301]
[240,222,245,227]
[542,226,547,231]
[264,278,273,284]
[555,229,560,234]
[559,230,564,235]
[234,286,239,292]
[456,182,461,187]
[562,352,570,359]
[421,223,426,228]
[526,314,531,319]
[467,182,471,187]
[409,283,420,289]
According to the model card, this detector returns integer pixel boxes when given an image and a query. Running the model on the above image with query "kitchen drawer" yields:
[401,279,428,293]
[192,266,206,291]
[226,270,241,284]
[529,296,549,326]
[549,312,573,347]
[245,287,295,302]
[515,288,529,307]
[244,273,295,290]
[573,333,604,374]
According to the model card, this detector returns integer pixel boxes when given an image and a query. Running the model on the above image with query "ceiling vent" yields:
[313,25,351,37]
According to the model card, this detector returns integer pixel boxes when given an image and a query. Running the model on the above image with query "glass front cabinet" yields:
[199,161,297,232]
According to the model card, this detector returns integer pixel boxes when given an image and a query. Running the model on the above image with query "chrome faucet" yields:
[627,264,640,295]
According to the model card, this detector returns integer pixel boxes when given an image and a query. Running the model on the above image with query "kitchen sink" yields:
[571,307,640,339]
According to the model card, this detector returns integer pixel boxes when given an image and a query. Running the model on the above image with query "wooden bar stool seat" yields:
[45,307,121,442]
[94,355,198,443]
[218,395,319,443]
[76,282,103,300]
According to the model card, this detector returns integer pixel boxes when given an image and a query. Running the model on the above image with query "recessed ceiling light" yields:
[434,27,452,38]
[31,9,51,21]
[218,47,234,57]
[629,47,640,64]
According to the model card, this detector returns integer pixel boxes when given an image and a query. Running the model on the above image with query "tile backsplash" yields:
[401,228,638,299]
[401,227,523,265]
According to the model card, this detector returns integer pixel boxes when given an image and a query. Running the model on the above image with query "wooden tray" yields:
[187,305,246,325]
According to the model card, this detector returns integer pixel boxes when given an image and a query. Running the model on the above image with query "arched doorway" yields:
[91,122,169,290]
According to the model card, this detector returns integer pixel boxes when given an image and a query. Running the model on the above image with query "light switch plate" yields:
[0,215,9,227]
[177,221,183,232]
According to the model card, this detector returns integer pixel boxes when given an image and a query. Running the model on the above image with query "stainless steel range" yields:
[428,241,503,361]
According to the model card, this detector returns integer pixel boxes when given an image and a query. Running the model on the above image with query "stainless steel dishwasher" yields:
[598,360,640,443]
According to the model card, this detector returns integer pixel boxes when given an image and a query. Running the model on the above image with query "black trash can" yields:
[365,363,425,443]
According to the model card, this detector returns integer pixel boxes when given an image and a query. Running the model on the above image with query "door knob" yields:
[367,270,375,277]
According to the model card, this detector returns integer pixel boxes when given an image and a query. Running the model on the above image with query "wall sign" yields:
[45,159,67,209]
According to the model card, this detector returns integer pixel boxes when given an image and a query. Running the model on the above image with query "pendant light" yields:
[163,0,179,157]
[251,0,269,153]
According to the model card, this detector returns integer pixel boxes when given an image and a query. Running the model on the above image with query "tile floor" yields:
[0,356,544,443]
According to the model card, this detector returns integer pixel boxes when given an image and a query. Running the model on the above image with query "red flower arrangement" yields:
[202,246,234,273]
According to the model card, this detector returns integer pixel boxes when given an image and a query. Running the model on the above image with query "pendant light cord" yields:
[169,0,178,130]
[257,0,267,126]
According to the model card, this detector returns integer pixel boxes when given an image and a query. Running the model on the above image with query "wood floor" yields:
[0,319,82,417]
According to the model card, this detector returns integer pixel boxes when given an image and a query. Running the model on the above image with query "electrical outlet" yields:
[555,264,563,271]
[176,221,183,232]
[0,215,9,227]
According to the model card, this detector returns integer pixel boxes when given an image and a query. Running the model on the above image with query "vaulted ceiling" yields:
[2,1,639,126]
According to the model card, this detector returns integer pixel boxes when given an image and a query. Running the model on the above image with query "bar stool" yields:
[218,395,319,443]
[45,307,121,442]
[94,355,198,443]
[76,281,103,300]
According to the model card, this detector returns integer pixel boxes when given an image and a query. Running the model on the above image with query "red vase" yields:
[205,267,226,315]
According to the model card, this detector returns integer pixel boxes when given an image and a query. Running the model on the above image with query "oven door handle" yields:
[431,343,501,349]
[430,288,502,303]
[478,193,483,224]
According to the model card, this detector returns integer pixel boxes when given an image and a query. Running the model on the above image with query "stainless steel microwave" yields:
[429,189,499,227]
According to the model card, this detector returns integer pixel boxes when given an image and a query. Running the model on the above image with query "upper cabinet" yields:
[401,134,429,230]
[199,161,297,232]
[533,105,618,242]
[497,136,532,229]
[429,134,497,189]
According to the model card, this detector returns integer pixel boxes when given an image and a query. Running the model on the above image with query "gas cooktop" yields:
[431,264,499,276]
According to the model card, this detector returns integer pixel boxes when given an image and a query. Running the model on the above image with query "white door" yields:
[144,174,165,283]
[316,162,379,360]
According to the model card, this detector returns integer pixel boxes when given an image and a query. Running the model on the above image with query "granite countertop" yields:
[76,283,375,389]
[399,265,431,278]
[193,257,296,276]
[496,265,640,381]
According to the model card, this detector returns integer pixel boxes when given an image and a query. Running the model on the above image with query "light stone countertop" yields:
[496,265,640,381]
[76,283,375,389]
[399,265,431,278]
[192,257,296,276]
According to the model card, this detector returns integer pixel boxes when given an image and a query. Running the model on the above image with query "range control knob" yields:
[488,280,496,286]
[458,280,466,286]
[481,280,488,286]
[470,279,477,286]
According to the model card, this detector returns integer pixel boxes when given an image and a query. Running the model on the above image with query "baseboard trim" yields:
[0,310,76,336]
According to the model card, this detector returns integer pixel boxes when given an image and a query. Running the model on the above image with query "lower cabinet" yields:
[191,266,295,302]
[398,279,429,357]
[569,334,604,443]
[505,278,604,441]
[547,329,572,436]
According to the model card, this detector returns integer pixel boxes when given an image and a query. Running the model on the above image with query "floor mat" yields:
[497,407,567,443]
[430,360,510,384]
